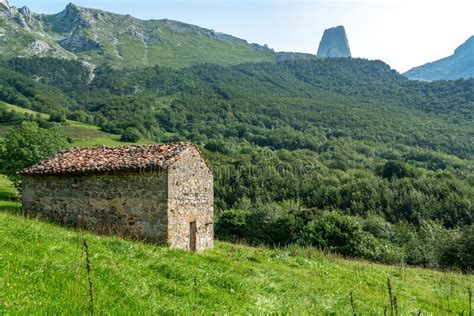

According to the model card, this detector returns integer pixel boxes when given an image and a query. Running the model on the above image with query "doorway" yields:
[189,221,197,252]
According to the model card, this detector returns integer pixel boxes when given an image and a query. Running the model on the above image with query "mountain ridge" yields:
[0,2,278,68]
[404,36,474,81]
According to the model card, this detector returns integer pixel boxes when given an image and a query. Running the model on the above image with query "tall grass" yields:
[1,212,473,314]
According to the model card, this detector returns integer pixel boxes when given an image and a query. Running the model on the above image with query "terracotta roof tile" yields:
[21,143,195,175]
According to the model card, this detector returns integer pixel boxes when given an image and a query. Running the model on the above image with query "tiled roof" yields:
[21,143,195,175]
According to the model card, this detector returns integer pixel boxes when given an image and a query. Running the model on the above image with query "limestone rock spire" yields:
[317,25,352,58]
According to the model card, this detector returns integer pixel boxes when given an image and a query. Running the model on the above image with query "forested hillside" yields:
[0,57,472,270]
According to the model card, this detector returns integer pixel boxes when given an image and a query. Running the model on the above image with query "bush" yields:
[48,112,66,123]
[215,209,250,242]
[120,127,141,142]
[0,121,68,189]
[395,220,456,268]
[0,109,23,123]
[439,225,474,272]
[299,211,403,263]
[215,200,309,246]
[299,211,366,255]
[245,201,308,246]
[363,214,395,240]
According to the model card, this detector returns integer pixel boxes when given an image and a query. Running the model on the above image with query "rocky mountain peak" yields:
[317,25,351,58]
[454,36,474,55]
[52,2,91,34]
[0,0,12,15]
[19,6,31,17]
[15,6,34,29]
[0,0,9,9]
[58,3,83,19]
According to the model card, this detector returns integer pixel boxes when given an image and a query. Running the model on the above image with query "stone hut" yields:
[21,143,214,251]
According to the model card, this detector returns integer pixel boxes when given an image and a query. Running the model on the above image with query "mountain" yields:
[316,26,351,58]
[0,1,277,68]
[404,36,474,81]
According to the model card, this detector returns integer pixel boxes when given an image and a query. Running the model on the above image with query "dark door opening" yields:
[190,221,197,252]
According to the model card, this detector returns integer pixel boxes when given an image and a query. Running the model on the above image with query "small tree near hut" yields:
[0,121,67,190]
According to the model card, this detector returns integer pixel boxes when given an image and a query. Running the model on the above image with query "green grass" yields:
[0,175,18,201]
[0,175,20,213]
[0,211,472,314]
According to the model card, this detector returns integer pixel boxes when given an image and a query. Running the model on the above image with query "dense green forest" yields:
[0,57,472,271]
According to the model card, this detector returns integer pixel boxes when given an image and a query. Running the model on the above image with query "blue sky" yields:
[9,0,474,72]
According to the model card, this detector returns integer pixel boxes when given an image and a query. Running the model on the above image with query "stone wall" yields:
[167,146,214,251]
[22,170,169,243]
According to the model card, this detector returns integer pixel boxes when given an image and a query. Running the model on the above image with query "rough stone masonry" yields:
[21,143,214,251]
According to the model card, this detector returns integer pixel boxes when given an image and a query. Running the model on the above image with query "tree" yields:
[439,225,474,272]
[0,121,68,189]
[48,111,67,123]
[380,161,415,179]
[120,127,141,142]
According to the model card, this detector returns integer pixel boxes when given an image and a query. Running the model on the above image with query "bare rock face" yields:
[0,0,12,17]
[317,26,351,58]
[27,40,53,54]
[16,6,33,30]
[0,0,9,9]
[59,35,101,52]
[51,3,92,34]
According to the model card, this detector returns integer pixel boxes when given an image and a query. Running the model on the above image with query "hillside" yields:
[404,36,474,81]
[0,209,472,314]
[0,56,473,270]
[0,101,151,146]
[0,1,277,68]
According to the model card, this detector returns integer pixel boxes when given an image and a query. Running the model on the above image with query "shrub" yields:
[48,112,67,123]
[439,225,474,272]
[0,109,22,123]
[245,202,308,246]
[299,211,403,263]
[215,200,310,246]
[363,214,395,240]
[120,127,141,142]
[398,220,456,268]
[299,211,366,256]
[0,121,68,189]
[215,209,250,242]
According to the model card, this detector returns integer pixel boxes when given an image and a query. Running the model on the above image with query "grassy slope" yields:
[109,30,275,69]
[0,158,472,313]
[0,102,151,147]
[0,210,472,314]
[71,12,276,69]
